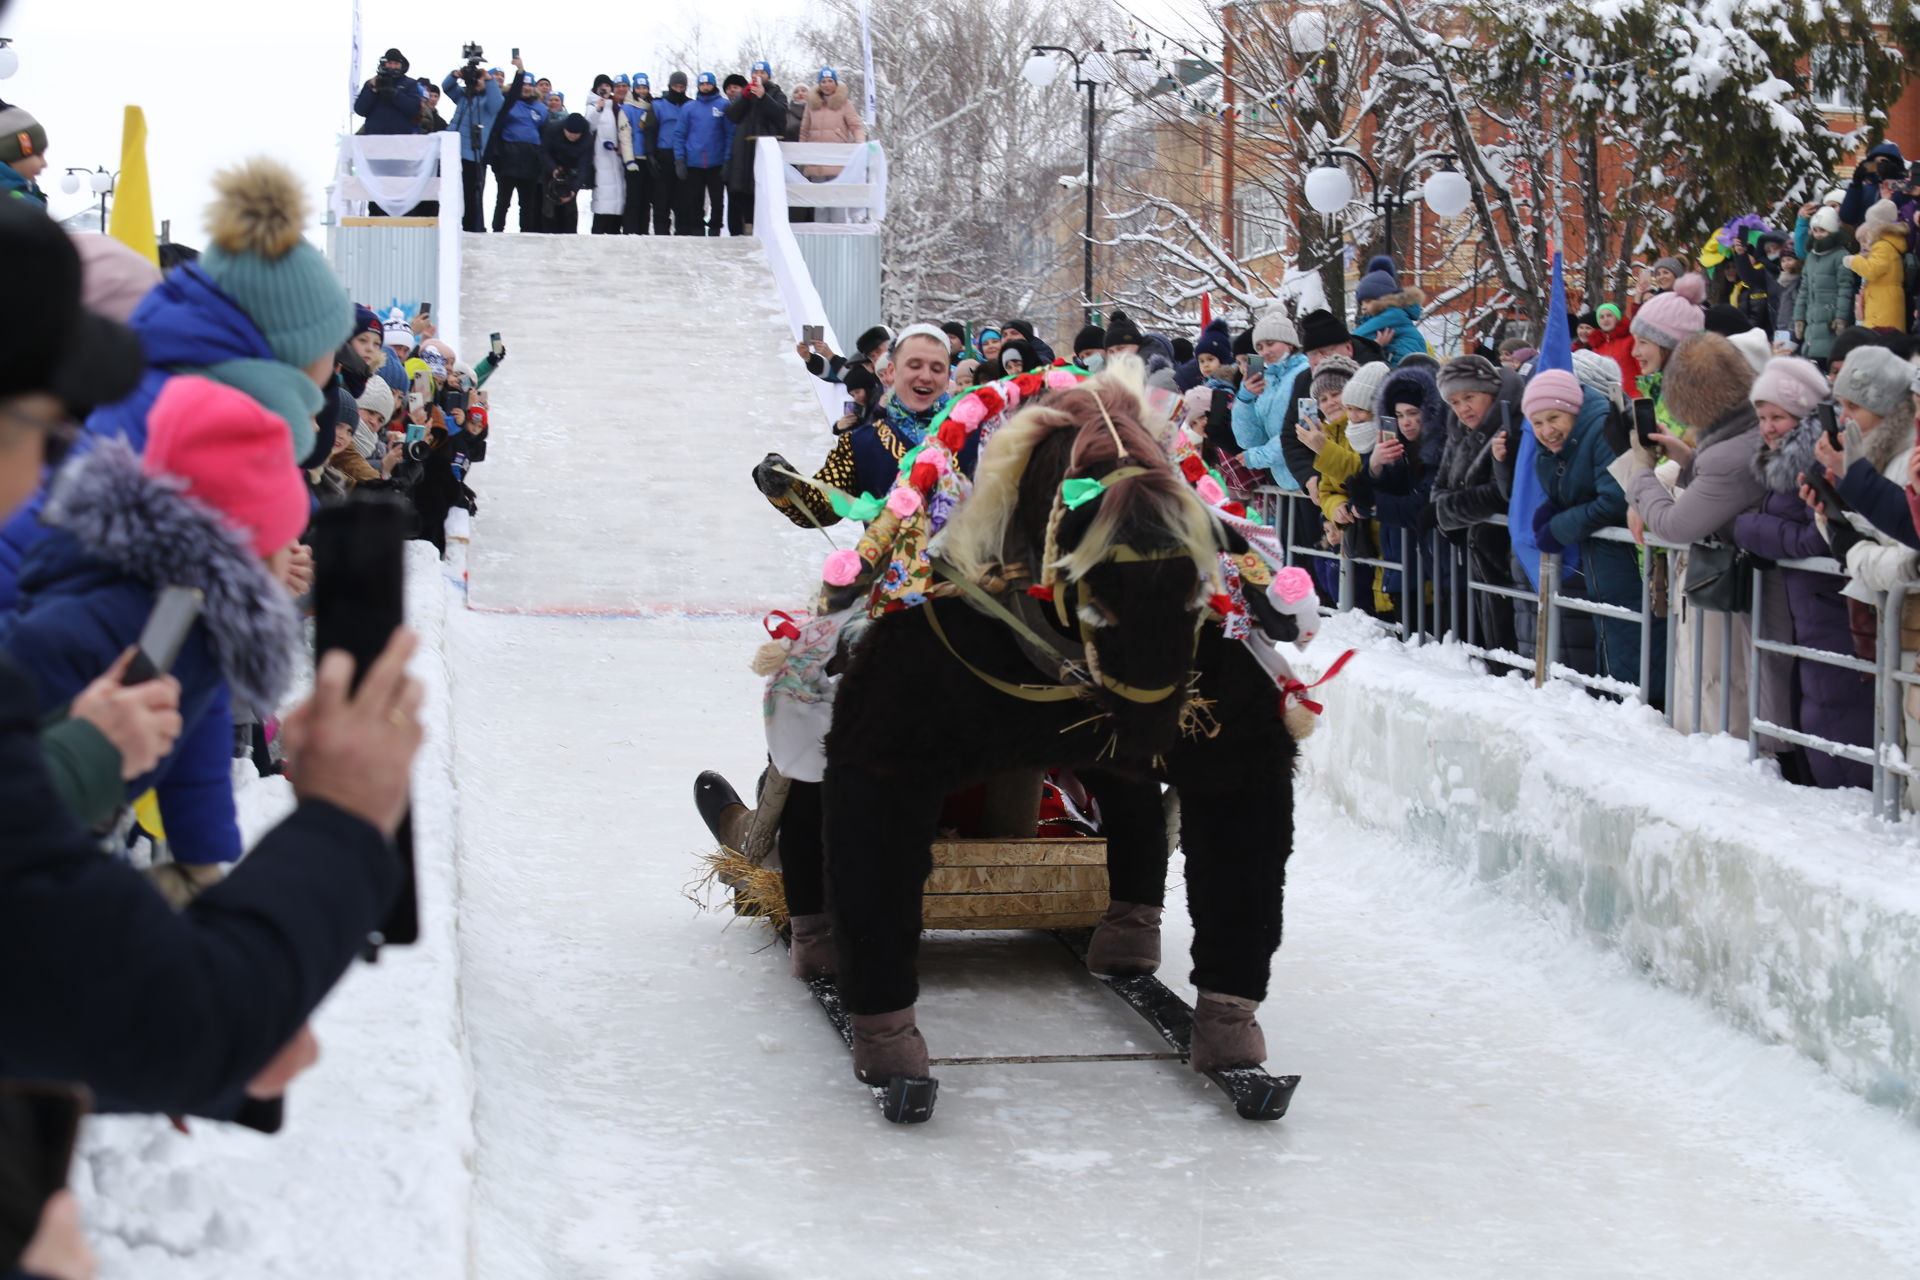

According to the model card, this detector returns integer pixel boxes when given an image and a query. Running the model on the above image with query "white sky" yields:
[0,0,1206,242]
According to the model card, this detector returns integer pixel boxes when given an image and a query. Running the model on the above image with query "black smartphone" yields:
[1816,402,1842,450]
[1246,353,1265,376]
[842,399,858,417]
[1632,398,1659,447]
[0,1081,90,1264]
[511,47,519,59]
[122,585,204,685]
[1805,466,1847,513]
[489,331,501,347]
[310,494,417,951]
[418,302,431,319]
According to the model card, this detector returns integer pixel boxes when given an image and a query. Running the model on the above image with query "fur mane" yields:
[937,356,1220,589]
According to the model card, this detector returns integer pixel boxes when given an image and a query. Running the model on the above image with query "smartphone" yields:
[802,324,824,343]
[1772,328,1791,349]
[1297,396,1321,426]
[0,1081,90,1263]
[489,331,502,347]
[1379,427,1399,444]
[511,47,519,59]
[1632,398,1659,447]
[1246,353,1265,376]
[418,302,431,319]
[1805,466,1847,513]
[123,586,205,685]
[842,399,858,417]
[1816,402,1842,450]
[311,494,417,951]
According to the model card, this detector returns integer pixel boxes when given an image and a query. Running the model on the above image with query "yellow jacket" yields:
[1314,415,1365,524]
[1847,224,1909,330]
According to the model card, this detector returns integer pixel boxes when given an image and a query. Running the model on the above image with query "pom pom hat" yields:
[1630,273,1707,349]
[1521,369,1583,420]
[142,376,310,557]
[197,159,353,370]
[1749,357,1828,420]
[1831,345,1914,418]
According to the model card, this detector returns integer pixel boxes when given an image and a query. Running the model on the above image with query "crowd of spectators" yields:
[0,112,502,1269]
[355,45,866,237]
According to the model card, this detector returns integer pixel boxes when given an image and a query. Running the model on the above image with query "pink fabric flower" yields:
[886,487,923,517]
[823,549,862,586]
[1273,565,1315,605]
[1195,475,1227,506]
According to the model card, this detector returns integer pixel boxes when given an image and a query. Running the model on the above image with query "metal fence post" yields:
[1636,547,1654,704]
[1534,554,1559,689]
[1877,587,1899,821]
[1719,603,1735,736]
[1665,551,1681,728]
[1747,566,1764,761]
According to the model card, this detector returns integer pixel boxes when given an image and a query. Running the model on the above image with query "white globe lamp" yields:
[60,171,80,195]
[0,43,18,80]
[1022,52,1059,89]
[1303,165,1352,215]
[89,170,114,195]
[1422,168,1471,218]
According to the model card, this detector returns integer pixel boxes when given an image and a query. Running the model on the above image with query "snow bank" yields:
[79,544,474,1278]
[1296,614,1920,1122]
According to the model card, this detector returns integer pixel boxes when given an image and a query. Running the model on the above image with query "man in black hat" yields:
[539,113,593,234]
[354,48,426,136]
[1073,323,1106,367]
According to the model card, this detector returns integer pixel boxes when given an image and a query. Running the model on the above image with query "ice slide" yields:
[75,236,1920,1278]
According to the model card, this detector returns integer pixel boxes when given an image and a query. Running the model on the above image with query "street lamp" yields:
[60,166,117,232]
[1024,44,1151,322]
[1302,148,1467,264]
[0,39,18,80]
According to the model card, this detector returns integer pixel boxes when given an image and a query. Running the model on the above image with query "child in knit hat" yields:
[1845,199,1909,331]
[1629,271,1709,438]
[1,375,309,896]
[1351,286,1431,368]
[0,104,50,206]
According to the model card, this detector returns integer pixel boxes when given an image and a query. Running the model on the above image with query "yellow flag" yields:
[109,105,158,266]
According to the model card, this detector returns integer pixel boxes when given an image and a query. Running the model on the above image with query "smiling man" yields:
[753,324,966,528]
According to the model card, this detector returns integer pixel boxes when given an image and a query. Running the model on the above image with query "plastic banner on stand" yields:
[859,0,877,125]
[345,135,442,216]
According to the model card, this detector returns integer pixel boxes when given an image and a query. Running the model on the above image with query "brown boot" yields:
[1189,990,1266,1073]
[850,1006,929,1084]
[787,912,835,982]
[1085,900,1162,976]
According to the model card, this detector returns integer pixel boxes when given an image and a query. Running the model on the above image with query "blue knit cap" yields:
[197,158,351,370]
[634,72,649,87]
[697,72,716,86]
[614,73,630,86]
[818,67,838,83]
[752,60,772,74]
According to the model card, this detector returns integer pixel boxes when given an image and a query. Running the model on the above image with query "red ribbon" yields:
[1026,585,1055,602]
[1280,648,1356,718]
[764,611,802,642]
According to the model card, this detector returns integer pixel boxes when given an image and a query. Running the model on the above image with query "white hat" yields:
[383,315,414,350]
[1727,329,1772,376]
[1252,308,1299,349]
[356,376,394,419]
[1823,187,1846,207]
[1342,360,1390,414]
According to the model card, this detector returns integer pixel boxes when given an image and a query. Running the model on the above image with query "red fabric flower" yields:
[975,386,1005,417]
[1179,454,1208,483]
[1222,501,1247,518]
[909,460,938,493]
[938,418,968,452]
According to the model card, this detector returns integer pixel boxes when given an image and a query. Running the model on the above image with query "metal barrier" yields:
[1251,484,1915,819]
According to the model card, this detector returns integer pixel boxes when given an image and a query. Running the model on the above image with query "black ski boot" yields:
[694,771,748,848]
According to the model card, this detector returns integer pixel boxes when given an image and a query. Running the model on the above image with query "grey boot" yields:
[1085,900,1163,976]
[850,1006,929,1084]
[1189,990,1266,1073]
[787,912,836,982]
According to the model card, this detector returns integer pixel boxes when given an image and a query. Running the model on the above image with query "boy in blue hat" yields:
[676,72,734,236]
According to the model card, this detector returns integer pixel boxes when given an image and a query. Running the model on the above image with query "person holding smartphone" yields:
[0,199,423,1121]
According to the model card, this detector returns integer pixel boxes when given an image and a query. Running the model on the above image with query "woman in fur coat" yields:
[798,67,865,179]
[0,376,307,898]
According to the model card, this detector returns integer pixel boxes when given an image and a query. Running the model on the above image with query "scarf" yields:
[881,392,947,448]
[197,357,326,466]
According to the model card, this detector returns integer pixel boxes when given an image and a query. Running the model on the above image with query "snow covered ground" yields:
[73,238,1920,1277]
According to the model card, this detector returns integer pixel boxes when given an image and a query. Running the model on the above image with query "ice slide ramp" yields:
[461,235,837,615]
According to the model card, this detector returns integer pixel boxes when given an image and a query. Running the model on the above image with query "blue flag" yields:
[1508,251,1580,588]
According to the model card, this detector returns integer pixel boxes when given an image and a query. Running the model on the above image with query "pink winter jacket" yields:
[798,83,865,178]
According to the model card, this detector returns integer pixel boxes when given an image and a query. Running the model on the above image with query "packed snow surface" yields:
[78,239,1920,1278]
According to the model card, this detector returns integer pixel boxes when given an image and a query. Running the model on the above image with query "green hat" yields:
[197,158,351,368]
[1596,303,1622,320]
[0,105,48,168]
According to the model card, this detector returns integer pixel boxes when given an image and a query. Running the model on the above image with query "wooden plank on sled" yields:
[924,864,1109,895]
[930,838,1107,868]
[924,910,1110,932]
[923,890,1109,922]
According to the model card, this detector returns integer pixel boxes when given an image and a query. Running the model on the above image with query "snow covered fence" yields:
[1296,616,1920,1124]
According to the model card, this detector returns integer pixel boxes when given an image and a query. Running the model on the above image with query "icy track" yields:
[79,239,1920,1278]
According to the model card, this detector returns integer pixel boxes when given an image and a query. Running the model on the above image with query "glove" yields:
[489,335,506,364]
[625,160,640,172]
[675,156,688,180]
[1824,513,1865,564]
[602,140,617,151]
[1853,159,1875,185]
[753,452,795,499]
[1831,318,1847,335]
[1414,503,1440,536]
[1530,502,1567,555]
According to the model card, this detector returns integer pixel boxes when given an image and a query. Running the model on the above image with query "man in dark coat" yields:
[1431,354,1524,653]
[354,48,425,137]
[539,113,593,235]
[484,67,549,233]
[725,62,789,236]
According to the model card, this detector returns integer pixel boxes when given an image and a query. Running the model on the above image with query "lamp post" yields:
[1023,45,1151,322]
[60,166,118,233]
[1301,148,1470,267]
[0,38,19,80]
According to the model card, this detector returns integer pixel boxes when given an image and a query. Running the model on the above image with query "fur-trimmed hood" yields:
[39,438,300,708]
[1751,417,1820,495]
[1376,287,1426,312]
[1375,364,1448,467]
[1661,331,1756,437]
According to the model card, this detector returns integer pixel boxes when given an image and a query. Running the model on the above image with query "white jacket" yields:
[588,96,633,216]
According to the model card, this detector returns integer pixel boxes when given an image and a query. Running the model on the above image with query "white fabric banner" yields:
[348,0,362,117]
[858,0,878,126]
[346,135,443,215]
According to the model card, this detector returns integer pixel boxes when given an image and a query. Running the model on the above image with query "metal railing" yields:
[1251,484,1915,819]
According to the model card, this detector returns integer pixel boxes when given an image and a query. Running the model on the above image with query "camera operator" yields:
[444,45,503,234]
[481,58,548,234]
[539,112,592,236]
[354,48,425,138]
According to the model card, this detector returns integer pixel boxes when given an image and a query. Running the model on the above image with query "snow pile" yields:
[1296,612,1920,1121]
[77,544,474,1279]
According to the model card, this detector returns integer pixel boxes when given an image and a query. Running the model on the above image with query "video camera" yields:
[457,42,485,87]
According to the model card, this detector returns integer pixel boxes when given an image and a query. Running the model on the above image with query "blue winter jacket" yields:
[677,90,734,168]
[494,95,547,147]
[354,75,426,136]
[1352,302,1430,366]
[1839,142,1909,230]
[622,102,652,158]
[443,72,505,162]
[1229,351,1309,486]
[0,440,301,866]
[0,161,46,206]
[652,92,689,161]
[1532,386,1636,587]
[0,265,284,611]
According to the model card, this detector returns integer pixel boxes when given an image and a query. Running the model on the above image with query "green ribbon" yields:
[828,489,885,522]
[1060,477,1106,509]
